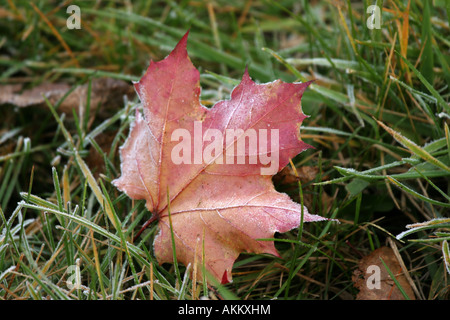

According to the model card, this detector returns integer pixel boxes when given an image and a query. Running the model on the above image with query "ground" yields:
[0,0,449,300]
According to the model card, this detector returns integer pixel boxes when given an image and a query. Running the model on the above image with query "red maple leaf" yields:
[113,31,326,284]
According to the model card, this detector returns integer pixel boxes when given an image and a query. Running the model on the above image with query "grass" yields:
[0,0,449,300]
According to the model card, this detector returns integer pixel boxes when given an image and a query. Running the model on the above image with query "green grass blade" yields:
[396,218,450,240]
[379,257,411,300]
[387,175,450,208]
[396,51,449,114]
[376,119,450,173]
[443,240,450,274]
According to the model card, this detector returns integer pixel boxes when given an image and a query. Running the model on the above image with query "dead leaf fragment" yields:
[0,78,135,116]
[353,246,415,300]
[0,82,70,107]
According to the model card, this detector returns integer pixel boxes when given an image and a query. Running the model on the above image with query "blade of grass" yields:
[166,188,181,288]
[443,240,450,274]
[42,101,115,233]
[419,0,434,87]
[412,167,450,202]
[387,175,450,208]
[396,51,449,114]
[396,218,450,240]
[90,228,106,299]
[445,123,450,160]
[74,151,119,231]
[53,68,139,82]
[284,159,306,298]
[274,207,339,298]
[376,119,450,173]
[29,2,79,68]
[52,167,64,213]
[99,179,146,299]
[0,137,30,211]
[379,257,411,300]
[19,201,150,268]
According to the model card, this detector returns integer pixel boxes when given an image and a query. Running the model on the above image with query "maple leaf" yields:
[113,31,327,284]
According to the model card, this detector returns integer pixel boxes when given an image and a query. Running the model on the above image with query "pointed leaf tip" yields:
[221,271,230,284]
[174,29,190,53]
[241,66,252,83]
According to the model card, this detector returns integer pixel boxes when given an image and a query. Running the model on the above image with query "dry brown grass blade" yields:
[29,2,80,68]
